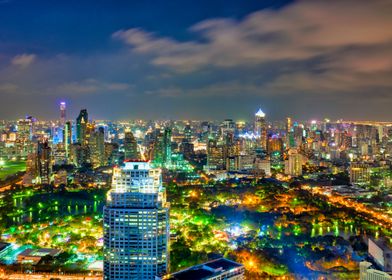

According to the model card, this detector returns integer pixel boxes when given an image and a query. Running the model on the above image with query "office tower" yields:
[164,258,245,280]
[16,118,34,157]
[163,127,172,165]
[205,138,225,172]
[151,131,164,166]
[105,142,119,165]
[349,163,371,185]
[284,149,302,176]
[76,109,88,144]
[124,130,139,160]
[183,124,192,143]
[267,135,283,155]
[286,117,292,133]
[103,160,169,280]
[23,152,38,186]
[63,121,72,161]
[254,108,267,150]
[37,140,52,184]
[89,127,106,168]
[221,119,235,136]
[180,125,194,159]
[60,102,66,126]
[52,144,67,165]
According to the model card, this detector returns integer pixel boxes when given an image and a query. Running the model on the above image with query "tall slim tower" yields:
[255,108,267,150]
[103,160,169,280]
[60,102,66,126]
[63,121,72,161]
[76,109,88,145]
[37,140,52,184]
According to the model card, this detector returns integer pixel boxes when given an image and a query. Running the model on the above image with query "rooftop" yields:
[168,258,243,280]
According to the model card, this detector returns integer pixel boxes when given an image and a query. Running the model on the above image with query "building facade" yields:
[104,160,169,280]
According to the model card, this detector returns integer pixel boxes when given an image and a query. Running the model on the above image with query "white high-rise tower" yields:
[255,108,267,150]
[103,160,169,280]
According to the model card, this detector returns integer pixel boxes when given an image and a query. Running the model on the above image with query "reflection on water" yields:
[9,196,105,226]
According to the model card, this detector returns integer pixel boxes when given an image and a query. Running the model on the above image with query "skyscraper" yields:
[104,160,169,280]
[163,127,172,166]
[60,102,66,126]
[284,149,303,176]
[37,140,52,184]
[123,130,139,160]
[89,127,106,167]
[255,108,267,150]
[76,109,88,145]
[63,121,72,162]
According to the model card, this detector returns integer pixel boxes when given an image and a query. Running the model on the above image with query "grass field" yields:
[0,160,26,180]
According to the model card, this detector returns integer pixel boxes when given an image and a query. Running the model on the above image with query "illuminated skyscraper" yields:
[104,160,169,280]
[286,117,292,133]
[254,108,267,150]
[37,140,52,184]
[205,138,225,171]
[16,117,34,157]
[76,109,88,145]
[89,127,106,167]
[163,127,172,165]
[123,130,139,160]
[63,121,72,161]
[284,149,302,176]
[60,102,66,126]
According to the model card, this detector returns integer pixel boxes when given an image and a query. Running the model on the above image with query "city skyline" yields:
[0,0,392,120]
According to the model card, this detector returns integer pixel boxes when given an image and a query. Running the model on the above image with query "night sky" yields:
[0,0,392,121]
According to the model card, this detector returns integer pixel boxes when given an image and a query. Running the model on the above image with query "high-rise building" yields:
[205,138,225,172]
[76,109,88,145]
[60,102,66,126]
[163,127,172,166]
[63,121,72,161]
[255,109,267,150]
[37,140,52,184]
[89,127,106,168]
[16,118,34,157]
[104,160,169,280]
[123,130,139,160]
[350,163,371,185]
[180,124,194,159]
[285,149,302,176]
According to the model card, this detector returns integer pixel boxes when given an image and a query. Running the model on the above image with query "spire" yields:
[255,108,265,118]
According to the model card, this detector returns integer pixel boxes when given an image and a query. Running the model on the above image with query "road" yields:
[0,179,22,192]
[302,185,392,229]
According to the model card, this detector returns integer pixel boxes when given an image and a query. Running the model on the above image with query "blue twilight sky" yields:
[0,0,392,121]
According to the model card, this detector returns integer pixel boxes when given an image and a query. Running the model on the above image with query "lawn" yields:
[0,160,26,180]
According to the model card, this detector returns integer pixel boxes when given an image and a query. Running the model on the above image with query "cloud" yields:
[11,54,36,69]
[54,79,132,95]
[0,83,18,93]
[1,0,392,120]
[112,0,392,106]
[114,0,392,72]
